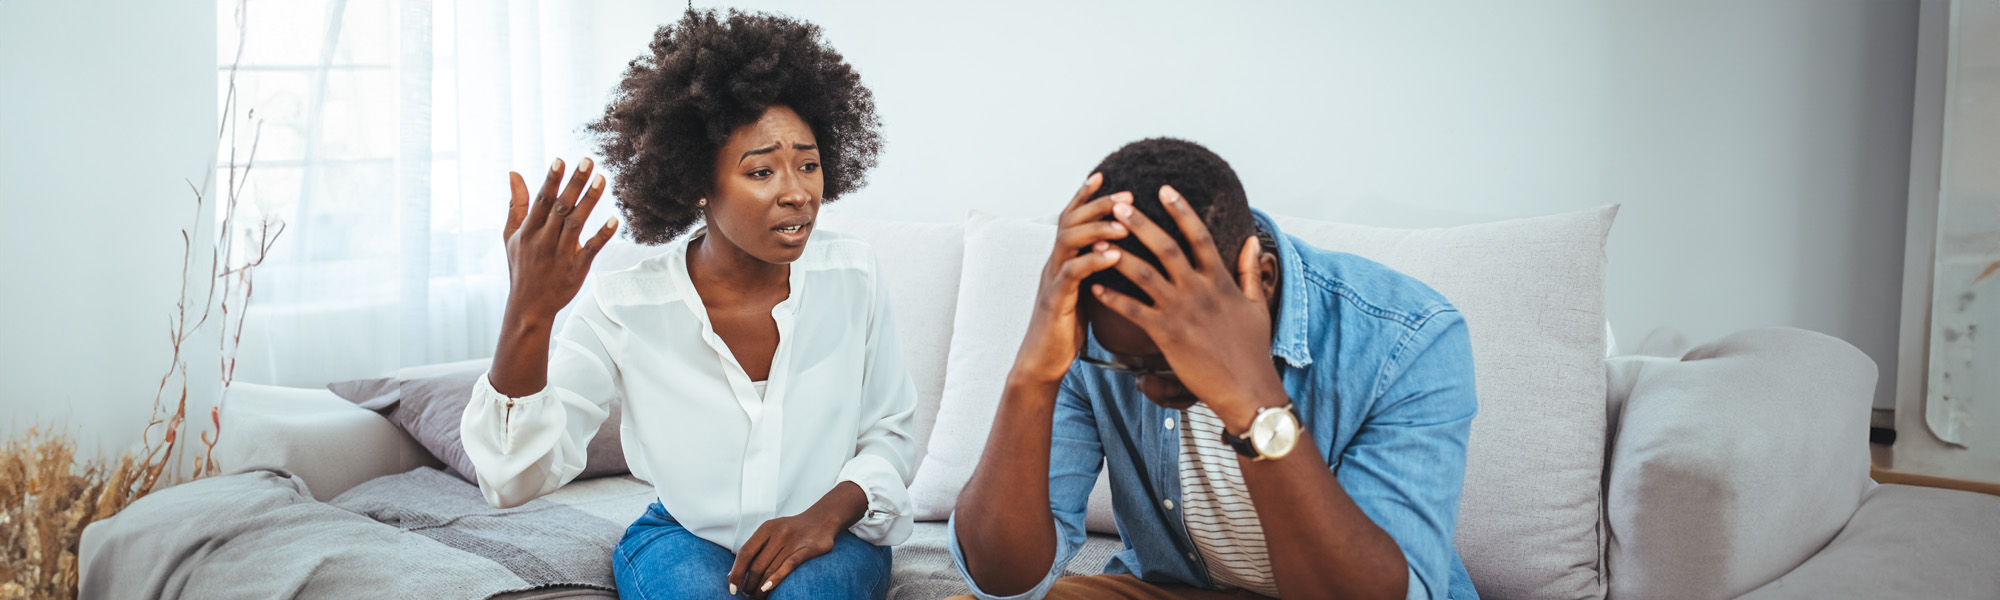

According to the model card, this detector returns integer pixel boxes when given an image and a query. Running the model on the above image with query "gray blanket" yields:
[79,468,652,600]
[78,468,1127,599]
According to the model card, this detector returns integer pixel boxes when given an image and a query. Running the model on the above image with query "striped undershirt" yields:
[1176,403,1281,597]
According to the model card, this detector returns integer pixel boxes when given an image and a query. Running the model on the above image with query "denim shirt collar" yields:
[1253,208,1314,369]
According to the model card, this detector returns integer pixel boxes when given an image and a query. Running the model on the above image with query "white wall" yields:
[0,0,1919,454]
[0,0,219,456]
[678,0,1918,407]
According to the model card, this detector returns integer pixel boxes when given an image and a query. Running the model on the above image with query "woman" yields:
[460,9,912,600]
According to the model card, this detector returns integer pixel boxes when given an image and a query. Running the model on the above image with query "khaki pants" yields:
[947,574,1271,600]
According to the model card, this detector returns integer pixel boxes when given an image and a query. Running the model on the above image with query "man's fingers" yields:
[1090,283,1158,326]
[1157,185,1225,275]
[1106,248,1172,302]
[1058,191,1131,229]
[1062,172,1104,213]
[1055,246,1121,287]
[1110,202,1194,282]
[505,171,530,240]
[1053,220,1128,258]
[1236,234,1265,303]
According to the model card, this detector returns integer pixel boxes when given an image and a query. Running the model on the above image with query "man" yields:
[950,138,1479,600]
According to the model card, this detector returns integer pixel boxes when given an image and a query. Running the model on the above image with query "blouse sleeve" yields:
[460,295,621,509]
[836,265,920,545]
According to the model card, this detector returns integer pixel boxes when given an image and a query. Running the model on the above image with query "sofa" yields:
[80,206,2000,599]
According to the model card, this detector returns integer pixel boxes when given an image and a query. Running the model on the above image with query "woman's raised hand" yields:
[503,158,620,323]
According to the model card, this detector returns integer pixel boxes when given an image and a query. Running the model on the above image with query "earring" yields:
[698,198,707,208]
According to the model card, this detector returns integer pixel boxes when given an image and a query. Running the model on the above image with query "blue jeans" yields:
[614,502,892,600]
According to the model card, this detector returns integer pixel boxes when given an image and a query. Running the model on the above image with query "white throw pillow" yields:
[907,211,1119,533]
[816,213,965,471]
[1274,207,1616,600]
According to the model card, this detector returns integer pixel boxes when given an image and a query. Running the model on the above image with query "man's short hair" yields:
[1082,137,1255,305]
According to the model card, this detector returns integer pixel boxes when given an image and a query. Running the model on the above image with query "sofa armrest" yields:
[1603,327,1877,600]
[211,382,441,501]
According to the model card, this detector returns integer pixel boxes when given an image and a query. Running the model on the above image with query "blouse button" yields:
[1164,417,1176,430]
[1163,499,1175,510]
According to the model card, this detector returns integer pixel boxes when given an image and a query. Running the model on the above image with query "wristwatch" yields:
[1221,403,1301,461]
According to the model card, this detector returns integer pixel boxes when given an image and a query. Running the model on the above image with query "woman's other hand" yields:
[727,481,868,598]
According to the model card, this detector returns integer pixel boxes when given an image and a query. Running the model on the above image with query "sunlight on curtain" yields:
[220,0,669,387]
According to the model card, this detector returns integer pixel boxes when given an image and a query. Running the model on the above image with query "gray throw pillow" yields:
[329,359,629,484]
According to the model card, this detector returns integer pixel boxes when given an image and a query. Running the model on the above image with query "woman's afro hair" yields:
[587,9,882,244]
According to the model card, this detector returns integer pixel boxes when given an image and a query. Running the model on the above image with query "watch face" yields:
[1252,409,1300,459]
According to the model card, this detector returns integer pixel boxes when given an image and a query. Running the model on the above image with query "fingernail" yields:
[549,158,562,173]
[580,157,594,172]
[729,583,738,595]
[591,173,605,189]
[1113,204,1132,218]
[1092,284,1105,295]
[606,217,620,229]
[761,581,774,593]
[1162,186,1179,203]
[1115,192,1134,203]
[1104,250,1120,261]
[1086,172,1102,185]
[1093,241,1109,251]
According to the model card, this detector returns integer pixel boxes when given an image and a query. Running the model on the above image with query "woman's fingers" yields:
[525,158,564,232]
[727,527,771,595]
[554,158,595,213]
[563,172,608,243]
[742,536,785,597]
[580,217,620,265]
[755,547,811,598]
[505,172,530,241]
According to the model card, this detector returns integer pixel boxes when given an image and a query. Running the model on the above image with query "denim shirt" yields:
[949,209,1480,600]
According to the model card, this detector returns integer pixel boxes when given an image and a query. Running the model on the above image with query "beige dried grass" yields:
[0,428,149,600]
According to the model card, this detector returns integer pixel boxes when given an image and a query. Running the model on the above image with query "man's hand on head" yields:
[1088,185,1288,433]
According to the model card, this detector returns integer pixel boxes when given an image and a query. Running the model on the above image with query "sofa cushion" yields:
[211,382,442,501]
[1274,207,1616,600]
[908,211,1120,533]
[1604,327,1877,600]
[818,213,965,472]
[328,359,628,484]
[1736,483,2000,600]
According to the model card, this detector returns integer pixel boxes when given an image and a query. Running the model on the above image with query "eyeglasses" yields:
[1077,352,1175,378]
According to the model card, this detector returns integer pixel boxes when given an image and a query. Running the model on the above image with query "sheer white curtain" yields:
[223,0,669,387]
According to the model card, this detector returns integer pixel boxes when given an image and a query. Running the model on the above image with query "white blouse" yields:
[460,229,919,551]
